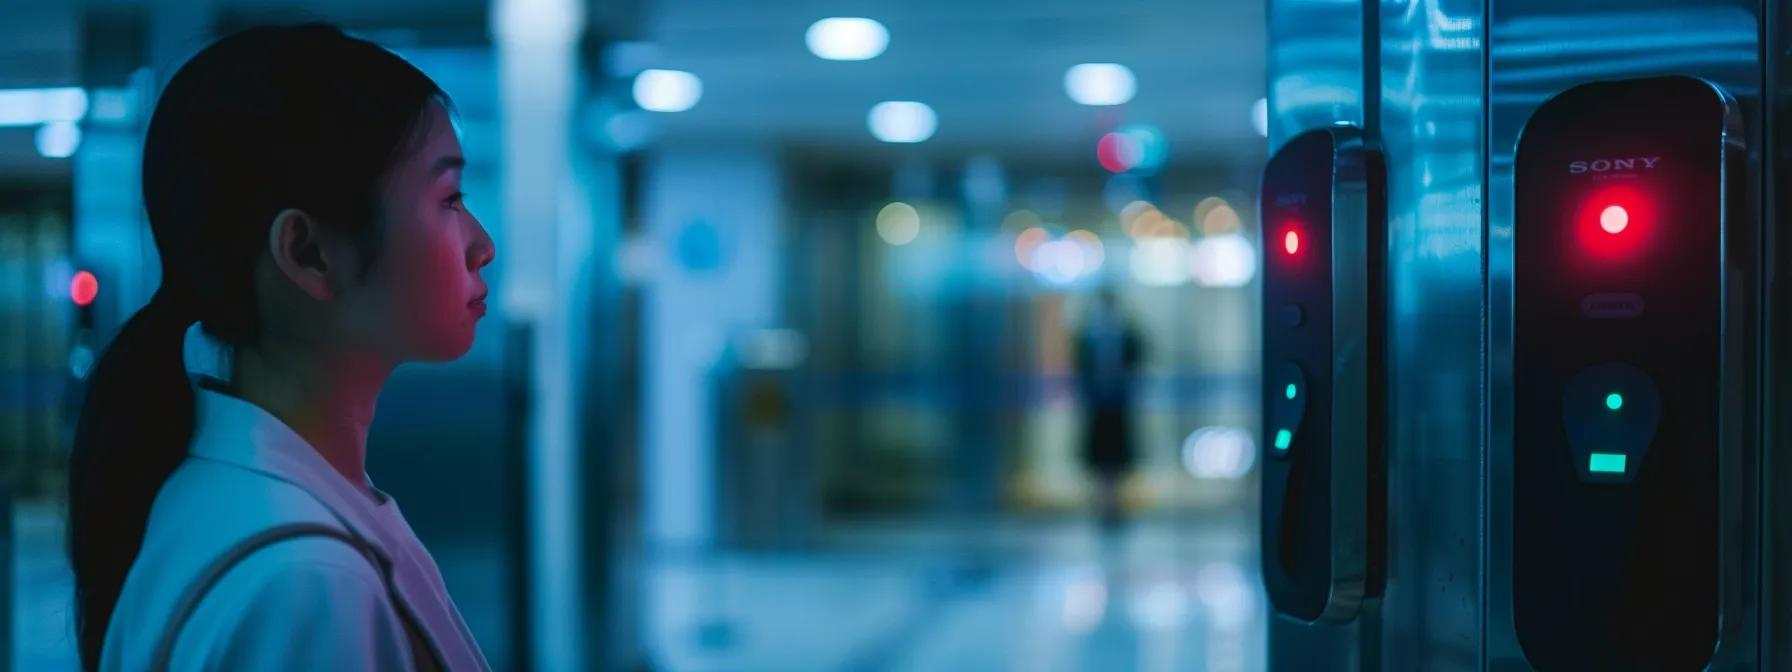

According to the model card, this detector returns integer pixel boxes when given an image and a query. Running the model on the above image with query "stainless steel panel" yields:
[1486,2,1763,670]
[1375,0,1486,670]
[1268,0,1368,148]
[1266,0,1373,668]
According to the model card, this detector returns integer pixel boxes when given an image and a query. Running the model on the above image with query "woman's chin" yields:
[413,330,479,363]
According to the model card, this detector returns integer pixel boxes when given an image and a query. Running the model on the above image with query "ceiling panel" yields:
[639,0,1268,159]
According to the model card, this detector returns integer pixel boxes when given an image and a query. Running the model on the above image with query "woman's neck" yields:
[232,342,394,497]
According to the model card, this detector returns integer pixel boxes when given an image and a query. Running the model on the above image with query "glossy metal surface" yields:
[1267,0,1368,150]
[1375,0,1487,669]
[1265,0,1375,667]
[1486,1,1762,670]
[1325,126,1377,625]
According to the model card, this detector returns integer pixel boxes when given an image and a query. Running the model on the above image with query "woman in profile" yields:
[67,24,494,671]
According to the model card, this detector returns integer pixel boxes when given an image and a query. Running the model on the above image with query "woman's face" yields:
[340,101,494,363]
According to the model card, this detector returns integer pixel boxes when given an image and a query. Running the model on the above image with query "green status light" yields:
[1606,393,1624,410]
[1285,384,1297,400]
[1274,429,1292,450]
[1590,453,1627,474]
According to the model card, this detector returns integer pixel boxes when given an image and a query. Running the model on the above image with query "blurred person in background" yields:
[65,24,494,671]
[1074,288,1146,534]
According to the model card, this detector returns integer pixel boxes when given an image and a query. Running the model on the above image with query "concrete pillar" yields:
[641,145,784,552]
[638,144,784,669]
[491,0,587,669]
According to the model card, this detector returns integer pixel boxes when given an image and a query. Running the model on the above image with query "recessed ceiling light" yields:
[633,69,702,113]
[868,101,937,143]
[1064,63,1136,106]
[807,18,889,61]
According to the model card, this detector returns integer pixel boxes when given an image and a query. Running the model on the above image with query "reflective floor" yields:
[16,507,1265,672]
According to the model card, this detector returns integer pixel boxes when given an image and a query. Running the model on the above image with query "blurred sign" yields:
[675,219,725,273]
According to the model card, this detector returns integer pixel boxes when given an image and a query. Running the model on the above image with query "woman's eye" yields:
[444,192,465,208]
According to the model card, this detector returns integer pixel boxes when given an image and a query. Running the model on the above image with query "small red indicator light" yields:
[1600,205,1628,234]
[70,270,97,307]
[1575,186,1649,261]
[1284,230,1300,255]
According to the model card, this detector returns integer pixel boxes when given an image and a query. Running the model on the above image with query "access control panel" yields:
[1512,75,1743,670]
[1259,124,1386,625]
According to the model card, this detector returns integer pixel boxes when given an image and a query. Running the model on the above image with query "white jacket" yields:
[99,384,490,671]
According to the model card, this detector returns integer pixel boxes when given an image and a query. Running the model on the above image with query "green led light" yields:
[1606,393,1624,410]
[1589,453,1628,474]
[1285,384,1297,400]
[1274,429,1292,450]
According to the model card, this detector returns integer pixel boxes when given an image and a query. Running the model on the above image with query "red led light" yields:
[70,270,97,307]
[1284,230,1301,255]
[1600,205,1628,233]
[1575,186,1650,260]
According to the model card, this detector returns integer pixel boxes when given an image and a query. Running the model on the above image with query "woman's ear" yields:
[266,208,338,302]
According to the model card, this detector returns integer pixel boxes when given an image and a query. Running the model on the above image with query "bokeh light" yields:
[1117,124,1167,174]
[868,101,938,143]
[1031,239,1087,285]
[1065,63,1137,106]
[633,69,703,112]
[1181,426,1257,478]
[1097,132,1141,173]
[806,18,889,61]
[1129,238,1191,286]
[876,202,922,245]
[1200,202,1241,235]
[36,121,80,158]
[1128,207,1190,241]
[1189,233,1258,288]
[1015,227,1050,269]
[1066,230,1105,273]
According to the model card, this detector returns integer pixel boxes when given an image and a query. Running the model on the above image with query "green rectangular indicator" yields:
[1589,453,1627,474]
[1274,429,1292,450]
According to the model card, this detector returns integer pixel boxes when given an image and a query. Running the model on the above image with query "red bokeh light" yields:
[70,270,97,307]
[1097,132,1140,174]
[1284,230,1301,255]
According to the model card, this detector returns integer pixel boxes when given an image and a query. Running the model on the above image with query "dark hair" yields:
[66,23,448,669]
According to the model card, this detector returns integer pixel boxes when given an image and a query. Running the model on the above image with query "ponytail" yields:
[67,291,199,670]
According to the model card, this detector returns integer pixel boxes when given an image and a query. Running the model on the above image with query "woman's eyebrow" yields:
[430,155,466,176]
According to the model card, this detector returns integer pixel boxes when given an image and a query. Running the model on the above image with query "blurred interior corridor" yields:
[1,0,1271,670]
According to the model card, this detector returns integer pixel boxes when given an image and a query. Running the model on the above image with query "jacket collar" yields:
[187,378,400,555]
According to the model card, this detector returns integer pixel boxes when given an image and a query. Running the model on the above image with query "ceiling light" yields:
[868,101,937,143]
[633,69,702,113]
[1064,63,1136,106]
[806,18,889,61]
[0,87,88,127]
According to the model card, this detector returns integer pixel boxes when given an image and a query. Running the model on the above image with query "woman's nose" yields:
[469,224,495,270]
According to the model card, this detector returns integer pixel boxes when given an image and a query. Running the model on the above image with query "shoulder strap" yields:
[146,522,445,671]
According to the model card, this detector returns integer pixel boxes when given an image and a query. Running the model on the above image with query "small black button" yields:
[1281,304,1305,327]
